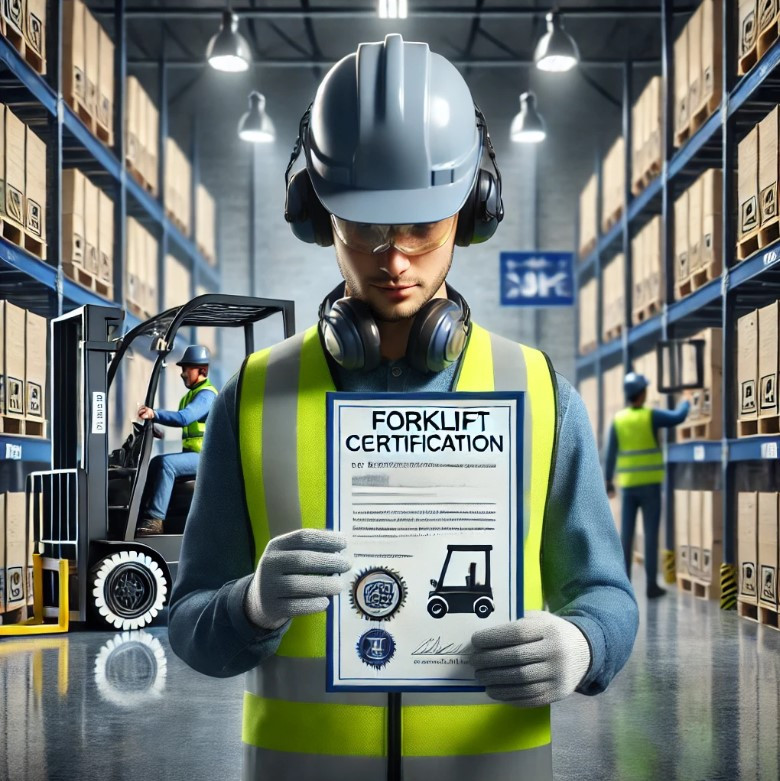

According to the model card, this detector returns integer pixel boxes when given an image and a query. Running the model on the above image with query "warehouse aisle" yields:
[1,579,778,781]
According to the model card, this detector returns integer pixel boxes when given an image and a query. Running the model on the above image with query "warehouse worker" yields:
[604,371,690,598]
[136,345,218,535]
[169,35,638,781]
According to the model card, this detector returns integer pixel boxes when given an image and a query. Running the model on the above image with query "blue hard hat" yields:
[624,372,649,400]
[176,345,211,367]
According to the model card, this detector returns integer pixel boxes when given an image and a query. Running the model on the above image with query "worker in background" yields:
[136,345,218,535]
[169,35,638,780]
[604,371,690,598]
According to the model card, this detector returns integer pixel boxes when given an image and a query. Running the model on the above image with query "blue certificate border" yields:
[325,391,525,693]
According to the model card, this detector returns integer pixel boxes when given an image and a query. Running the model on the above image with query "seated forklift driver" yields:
[136,345,218,536]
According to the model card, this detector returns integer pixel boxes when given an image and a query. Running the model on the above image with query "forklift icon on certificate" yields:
[427,545,494,619]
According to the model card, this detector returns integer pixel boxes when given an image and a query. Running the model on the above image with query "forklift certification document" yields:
[326,391,524,692]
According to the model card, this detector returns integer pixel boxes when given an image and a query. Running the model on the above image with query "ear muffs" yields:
[284,169,333,247]
[455,168,501,247]
[405,297,469,373]
[320,296,381,371]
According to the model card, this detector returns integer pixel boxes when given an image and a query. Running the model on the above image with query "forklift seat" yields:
[164,477,196,534]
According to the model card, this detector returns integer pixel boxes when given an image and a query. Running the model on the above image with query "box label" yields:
[4,376,23,414]
[741,561,757,596]
[760,441,778,459]
[26,381,42,418]
[6,565,24,603]
[741,380,757,415]
[694,445,706,462]
[761,565,777,603]
[92,391,106,434]
[4,443,21,460]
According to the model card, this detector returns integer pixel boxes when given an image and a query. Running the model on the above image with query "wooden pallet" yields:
[63,262,113,300]
[578,237,597,260]
[676,418,717,442]
[737,228,761,261]
[757,413,780,435]
[125,298,146,321]
[601,207,622,235]
[738,600,780,630]
[197,243,217,267]
[127,161,157,197]
[0,215,45,260]
[738,43,759,77]
[676,574,719,601]
[758,217,780,249]
[632,299,661,323]
[737,417,759,437]
[758,13,780,59]
[675,276,692,301]
[165,208,190,238]
[674,121,691,149]
[0,414,47,438]
[24,417,46,438]
[578,340,598,356]
[0,413,25,435]
[631,162,662,196]
[0,604,30,626]
[690,259,722,292]
[0,12,46,74]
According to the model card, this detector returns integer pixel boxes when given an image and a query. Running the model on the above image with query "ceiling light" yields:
[207,9,252,72]
[510,92,547,144]
[379,0,408,20]
[238,92,275,143]
[534,10,579,72]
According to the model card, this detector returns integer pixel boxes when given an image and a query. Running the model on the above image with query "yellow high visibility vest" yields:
[237,323,558,781]
[614,406,664,487]
[178,377,217,453]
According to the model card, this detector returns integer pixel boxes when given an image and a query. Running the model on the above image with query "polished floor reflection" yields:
[1,573,779,780]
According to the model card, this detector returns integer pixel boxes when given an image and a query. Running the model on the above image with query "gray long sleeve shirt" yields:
[169,352,639,695]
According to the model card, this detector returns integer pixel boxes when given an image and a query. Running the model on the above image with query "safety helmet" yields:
[176,345,211,367]
[624,372,649,400]
[285,33,503,246]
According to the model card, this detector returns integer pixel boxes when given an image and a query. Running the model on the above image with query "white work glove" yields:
[244,528,351,630]
[471,610,591,707]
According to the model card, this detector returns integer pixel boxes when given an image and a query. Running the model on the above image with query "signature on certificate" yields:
[411,637,471,656]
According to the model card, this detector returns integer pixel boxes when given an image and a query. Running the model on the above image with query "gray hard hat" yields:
[305,33,482,225]
[176,345,211,367]
[624,372,649,399]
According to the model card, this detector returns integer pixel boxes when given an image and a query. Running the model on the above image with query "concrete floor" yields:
[1,571,779,781]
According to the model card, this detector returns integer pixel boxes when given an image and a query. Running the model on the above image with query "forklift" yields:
[31,294,294,631]
[427,544,494,619]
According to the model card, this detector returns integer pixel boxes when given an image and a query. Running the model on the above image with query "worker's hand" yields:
[605,480,616,499]
[244,528,352,631]
[471,611,591,707]
[137,406,155,420]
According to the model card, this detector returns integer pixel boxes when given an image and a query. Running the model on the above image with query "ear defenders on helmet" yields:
[284,105,504,249]
[319,284,471,374]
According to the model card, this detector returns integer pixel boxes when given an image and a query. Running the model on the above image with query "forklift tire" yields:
[427,596,448,619]
[91,550,169,630]
[473,597,494,619]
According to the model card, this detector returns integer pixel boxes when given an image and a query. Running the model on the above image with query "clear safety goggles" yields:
[330,213,457,256]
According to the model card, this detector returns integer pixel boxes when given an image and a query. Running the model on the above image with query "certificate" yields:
[326,392,524,692]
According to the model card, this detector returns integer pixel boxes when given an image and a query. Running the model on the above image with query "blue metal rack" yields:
[0,2,221,464]
[575,0,780,586]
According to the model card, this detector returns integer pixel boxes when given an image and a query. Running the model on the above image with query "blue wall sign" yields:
[500,251,574,307]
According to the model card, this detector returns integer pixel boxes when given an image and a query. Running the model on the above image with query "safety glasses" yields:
[330,214,457,256]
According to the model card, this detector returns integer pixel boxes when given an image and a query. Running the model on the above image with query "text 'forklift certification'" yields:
[326,391,525,692]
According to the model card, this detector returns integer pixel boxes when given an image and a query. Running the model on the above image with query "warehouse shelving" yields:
[0,5,221,466]
[575,1,780,592]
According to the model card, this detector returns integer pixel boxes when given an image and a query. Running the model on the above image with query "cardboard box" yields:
[164,254,191,312]
[739,492,759,604]
[24,311,46,420]
[145,98,159,193]
[24,0,46,62]
[738,126,759,238]
[759,106,779,226]
[675,490,690,576]
[674,25,689,136]
[0,301,26,418]
[688,176,703,273]
[578,278,597,352]
[646,76,662,168]
[1,0,24,34]
[758,301,779,417]
[1,105,26,227]
[738,310,759,419]
[146,230,159,315]
[125,76,141,166]
[632,233,644,312]
[647,215,663,305]
[701,169,723,273]
[674,189,689,283]
[24,126,46,240]
[62,168,85,266]
[700,0,722,112]
[98,189,113,285]
[84,8,99,116]
[136,88,149,183]
[63,0,86,105]
[125,217,139,306]
[739,0,757,58]
[698,328,723,434]
[632,87,646,179]
[689,491,703,577]
[758,492,778,607]
[701,491,723,583]
[84,178,99,275]
[0,493,28,612]
[98,26,114,132]
[688,7,702,119]
[579,174,597,256]
[196,184,216,262]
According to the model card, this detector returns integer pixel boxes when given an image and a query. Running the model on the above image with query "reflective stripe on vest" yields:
[237,323,558,779]
[614,406,664,487]
[179,378,217,453]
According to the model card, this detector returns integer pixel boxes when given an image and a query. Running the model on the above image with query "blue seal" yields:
[356,628,396,670]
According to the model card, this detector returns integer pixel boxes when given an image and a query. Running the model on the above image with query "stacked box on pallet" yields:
[24,311,46,435]
[758,106,779,246]
[739,491,759,607]
[738,310,759,434]
[125,217,142,313]
[578,277,597,354]
[97,26,114,140]
[758,301,779,433]
[98,189,113,290]
[165,139,192,236]
[1,105,26,233]
[631,231,645,317]
[0,493,28,615]
[738,125,760,258]
[578,375,599,445]
[700,168,722,279]
[675,490,690,576]
[24,125,46,253]
[196,184,217,265]
[24,0,46,73]
[62,169,85,268]
[674,24,689,145]
[679,327,722,440]
[601,138,625,233]
[63,1,87,111]
[194,285,218,359]
[688,5,703,126]
[144,230,159,318]
[698,1,722,119]
[84,177,99,276]
[646,215,663,310]
[674,189,689,296]
[84,7,98,118]
[632,76,662,194]
[578,174,597,258]
[688,174,703,274]
[701,491,723,586]
[125,76,141,171]
[689,490,703,576]
[164,254,191,312]
[758,492,778,612]
[145,98,159,195]
[601,254,625,342]
[738,0,758,75]
[0,302,26,430]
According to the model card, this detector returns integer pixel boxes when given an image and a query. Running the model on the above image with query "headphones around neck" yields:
[319,283,472,374]
[284,104,504,248]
